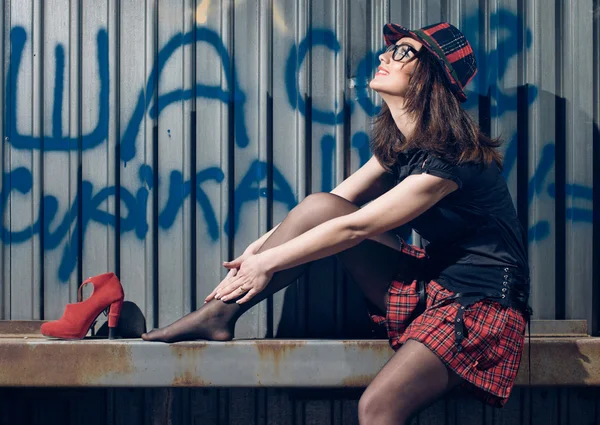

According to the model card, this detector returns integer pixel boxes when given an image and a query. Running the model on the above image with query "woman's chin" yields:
[369,79,383,92]
[369,80,401,96]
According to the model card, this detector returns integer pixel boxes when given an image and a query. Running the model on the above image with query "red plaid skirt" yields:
[369,242,527,407]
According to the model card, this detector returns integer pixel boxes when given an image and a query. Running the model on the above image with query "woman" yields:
[142,22,530,423]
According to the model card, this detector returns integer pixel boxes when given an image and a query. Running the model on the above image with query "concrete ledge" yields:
[1,337,599,387]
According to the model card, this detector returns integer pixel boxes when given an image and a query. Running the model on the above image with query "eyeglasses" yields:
[384,43,421,62]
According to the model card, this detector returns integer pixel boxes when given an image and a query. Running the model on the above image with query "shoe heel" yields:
[108,298,124,339]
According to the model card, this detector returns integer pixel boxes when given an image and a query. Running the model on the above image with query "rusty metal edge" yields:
[0,319,589,337]
[0,321,45,336]
[0,338,599,387]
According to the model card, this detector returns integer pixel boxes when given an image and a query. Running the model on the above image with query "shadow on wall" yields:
[274,8,599,339]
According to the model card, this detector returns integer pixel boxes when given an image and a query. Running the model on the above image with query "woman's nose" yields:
[379,51,390,63]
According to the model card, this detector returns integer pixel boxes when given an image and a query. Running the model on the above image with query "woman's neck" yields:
[385,98,417,140]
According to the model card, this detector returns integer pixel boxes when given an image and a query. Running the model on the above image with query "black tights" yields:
[141,192,462,424]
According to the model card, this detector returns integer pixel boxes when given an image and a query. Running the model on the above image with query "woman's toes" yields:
[141,329,162,341]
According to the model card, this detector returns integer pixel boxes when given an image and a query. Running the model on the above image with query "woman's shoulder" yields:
[407,149,500,189]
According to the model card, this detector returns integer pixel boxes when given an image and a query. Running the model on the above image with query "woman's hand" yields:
[213,254,273,304]
[204,243,262,303]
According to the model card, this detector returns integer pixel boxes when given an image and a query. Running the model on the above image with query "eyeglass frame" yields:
[384,43,423,62]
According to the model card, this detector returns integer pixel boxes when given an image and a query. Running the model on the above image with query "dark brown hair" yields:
[370,49,503,172]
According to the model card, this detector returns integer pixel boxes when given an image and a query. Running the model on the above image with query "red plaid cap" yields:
[383,22,477,102]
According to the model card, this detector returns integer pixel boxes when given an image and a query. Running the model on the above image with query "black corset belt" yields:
[412,266,531,352]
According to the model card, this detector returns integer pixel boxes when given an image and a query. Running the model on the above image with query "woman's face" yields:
[369,37,423,99]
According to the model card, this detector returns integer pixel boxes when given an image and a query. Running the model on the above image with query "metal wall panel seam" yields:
[270,0,306,338]
[489,0,499,138]
[389,0,408,28]
[257,0,272,338]
[81,2,111,310]
[118,0,146,326]
[411,0,423,28]
[267,0,283,337]
[593,0,600,336]
[370,0,385,111]
[262,0,275,336]
[432,0,445,22]
[448,0,461,29]
[182,0,194,317]
[230,0,264,339]
[155,0,187,328]
[295,0,307,202]
[108,0,119,286]
[10,0,34,320]
[564,0,594,327]
[67,0,80,310]
[527,0,557,319]
[31,0,41,320]
[0,0,6,320]
[145,0,157,328]
[494,0,520,198]
[304,0,339,341]
[258,0,272,242]
[334,0,345,187]
[219,0,232,333]
[333,0,346,336]
[41,0,62,318]
[294,0,308,336]
[193,0,226,325]
[189,0,197,318]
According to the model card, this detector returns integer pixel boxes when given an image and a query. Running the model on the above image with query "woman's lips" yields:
[375,67,389,76]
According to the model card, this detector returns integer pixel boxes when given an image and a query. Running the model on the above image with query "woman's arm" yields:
[247,155,389,252]
[330,155,394,206]
[244,223,280,254]
[210,156,399,303]
[261,173,458,273]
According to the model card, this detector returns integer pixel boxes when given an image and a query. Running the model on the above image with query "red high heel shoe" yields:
[41,272,125,340]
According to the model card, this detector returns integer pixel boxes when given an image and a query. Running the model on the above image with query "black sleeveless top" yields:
[392,149,530,301]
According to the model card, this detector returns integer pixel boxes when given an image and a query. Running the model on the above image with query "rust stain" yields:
[0,341,134,386]
[169,343,210,387]
[169,342,210,358]
[342,374,374,387]
[341,340,393,361]
[342,340,390,351]
[171,370,209,386]
[255,341,305,361]
[255,340,306,376]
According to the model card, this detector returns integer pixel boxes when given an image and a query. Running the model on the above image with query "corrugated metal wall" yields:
[1,0,599,423]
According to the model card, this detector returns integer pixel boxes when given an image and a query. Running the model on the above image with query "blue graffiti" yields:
[0,160,297,281]
[7,26,248,160]
[7,27,109,151]
[128,27,249,161]
[225,160,297,236]
[462,10,532,98]
[2,8,597,283]
[285,29,354,125]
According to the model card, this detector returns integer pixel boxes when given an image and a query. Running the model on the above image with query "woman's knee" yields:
[357,389,377,424]
[358,387,410,425]
[291,192,357,221]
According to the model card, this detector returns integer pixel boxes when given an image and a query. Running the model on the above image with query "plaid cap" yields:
[383,22,477,102]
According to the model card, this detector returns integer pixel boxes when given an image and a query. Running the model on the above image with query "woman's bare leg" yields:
[358,339,464,425]
[142,193,403,342]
